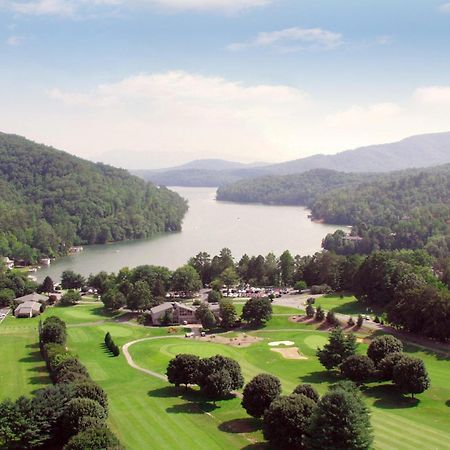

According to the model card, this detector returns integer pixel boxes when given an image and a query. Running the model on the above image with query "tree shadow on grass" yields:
[299,370,337,385]
[445,399,450,407]
[362,384,419,409]
[241,443,269,450]
[148,386,183,398]
[166,401,218,414]
[219,418,261,434]
[99,342,116,357]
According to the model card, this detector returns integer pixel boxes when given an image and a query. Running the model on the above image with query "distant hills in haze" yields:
[133,131,450,187]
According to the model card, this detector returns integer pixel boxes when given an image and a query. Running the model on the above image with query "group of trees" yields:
[318,330,430,398]
[0,132,188,263]
[189,248,297,287]
[241,373,372,449]
[0,317,121,449]
[217,163,450,262]
[63,264,202,312]
[195,296,272,330]
[0,268,37,306]
[166,354,244,402]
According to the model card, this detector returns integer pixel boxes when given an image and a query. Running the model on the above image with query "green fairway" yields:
[315,294,375,316]
[1,303,449,450]
[0,315,51,400]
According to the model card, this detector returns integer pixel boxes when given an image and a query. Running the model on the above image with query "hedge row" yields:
[104,332,120,357]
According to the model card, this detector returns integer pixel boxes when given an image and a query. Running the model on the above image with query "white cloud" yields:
[46,71,311,165]
[438,3,450,13]
[0,0,271,16]
[413,86,450,106]
[326,103,402,127]
[142,0,272,13]
[6,34,25,46]
[8,0,76,16]
[228,27,343,52]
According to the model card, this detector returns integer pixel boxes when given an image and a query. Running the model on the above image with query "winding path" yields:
[122,335,183,381]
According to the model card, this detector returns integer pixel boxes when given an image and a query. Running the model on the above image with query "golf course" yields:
[1,302,449,450]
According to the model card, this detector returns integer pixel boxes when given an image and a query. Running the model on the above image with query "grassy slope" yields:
[0,315,51,400]
[1,304,449,450]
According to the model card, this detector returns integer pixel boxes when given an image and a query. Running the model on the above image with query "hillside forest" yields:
[0,133,188,264]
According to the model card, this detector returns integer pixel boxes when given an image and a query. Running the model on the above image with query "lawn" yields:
[1,303,449,450]
[0,314,51,400]
[314,294,381,317]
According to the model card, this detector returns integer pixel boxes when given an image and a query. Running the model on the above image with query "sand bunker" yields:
[197,333,262,347]
[271,347,308,360]
[268,341,295,347]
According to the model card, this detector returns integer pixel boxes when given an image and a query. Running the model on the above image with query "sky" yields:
[1,0,450,169]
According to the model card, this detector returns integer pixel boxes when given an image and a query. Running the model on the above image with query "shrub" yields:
[104,332,120,357]
[293,384,320,402]
[377,352,406,381]
[262,394,315,449]
[166,354,201,388]
[340,355,375,384]
[207,290,222,303]
[315,305,325,321]
[306,304,315,318]
[242,374,282,418]
[61,398,107,439]
[367,335,403,366]
[71,382,108,412]
[63,425,123,450]
[310,284,331,295]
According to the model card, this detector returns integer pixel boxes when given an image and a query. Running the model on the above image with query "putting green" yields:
[303,335,328,349]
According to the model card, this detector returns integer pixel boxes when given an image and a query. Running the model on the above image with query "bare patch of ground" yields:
[270,347,308,360]
[196,333,262,347]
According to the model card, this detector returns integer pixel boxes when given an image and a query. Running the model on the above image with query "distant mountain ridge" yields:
[134,131,450,186]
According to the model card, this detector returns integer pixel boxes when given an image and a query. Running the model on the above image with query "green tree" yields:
[367,335,404,366]
[219,299,237,329]
[306,304,315,318]
[61,398,107,439]
[127,280,153,311]
[315,305,325,321]
[279,250,295,286]
[392,356,430,398]
[195,303,217,330]
[307,387,373,450]
[166,354,201,388]
[220,267,239,293]
[198,355,244,398]
[61,290,81,306]
[171,265,202,296]
[294,280,307,292]
[41,276,54,293]
[101,289,126,311]
[207,289,222,303]
[61,271,85,290]
[242,374,281,418]
[293,384,320,403]
[201,370,233,402]
[241,297,272,326]
[41,317,67,345]
[0,288,15,307]
[63,425,123,450]
[262,394,315,449]
[71,382,108,412]
[317,327,357,370]
[377,352,406,381]
[340,355,375,384]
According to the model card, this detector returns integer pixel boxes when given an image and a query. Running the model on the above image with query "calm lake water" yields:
[36,187,344,282]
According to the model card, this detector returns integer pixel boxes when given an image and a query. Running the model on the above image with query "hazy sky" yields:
[1,0,450,169]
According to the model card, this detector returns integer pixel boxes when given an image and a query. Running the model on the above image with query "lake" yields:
[36,187,344,282]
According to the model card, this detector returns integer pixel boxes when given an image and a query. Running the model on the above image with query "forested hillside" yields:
[218,165,450,260]
[216,169,372,205]
[0,133,188,263]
